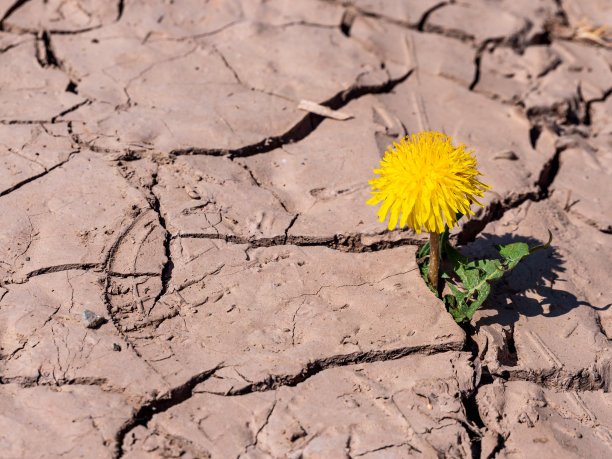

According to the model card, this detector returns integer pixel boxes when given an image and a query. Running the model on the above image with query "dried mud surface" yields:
[1,1,611,458]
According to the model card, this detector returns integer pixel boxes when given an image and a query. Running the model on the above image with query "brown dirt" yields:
[1,1,611,458]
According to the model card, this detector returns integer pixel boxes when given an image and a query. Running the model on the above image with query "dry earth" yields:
[1,0,611,458]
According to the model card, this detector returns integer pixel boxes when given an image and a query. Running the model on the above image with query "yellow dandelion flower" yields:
[367,131,490,234]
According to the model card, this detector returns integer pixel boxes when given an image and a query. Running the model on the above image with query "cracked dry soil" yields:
[1,0,612,458]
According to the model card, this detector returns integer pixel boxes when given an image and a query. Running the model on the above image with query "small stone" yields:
[112,343,122,352]
[185,187,200,199]
[82,310,106,329]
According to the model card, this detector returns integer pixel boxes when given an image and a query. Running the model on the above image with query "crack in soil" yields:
[495,366,608,392]
[113,365,222,459]
[240,398,277,457]
[3,3,610,457]
[221,342,463,396]
[34,29,60,68]
[283,214,299,244]
[168,67,414,160]
[0,119,71,125]
[0,374,110,389]
[458,141,568,245]
[116,0,125,22]
[584,86,612,126]
[355,440,420,457]
[239,160,293,214]
[0,150,80,198]
[148,173,174,311]
[456,314,611,459]
[0,0,31,30]
[339,0,451,31]
[176,229,424,253]
[468,40,502,91]
[51,99,91,123]
[3,262,102,285]
[416,1,449,32]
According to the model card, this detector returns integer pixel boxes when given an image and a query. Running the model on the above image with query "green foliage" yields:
[419,222,552,323]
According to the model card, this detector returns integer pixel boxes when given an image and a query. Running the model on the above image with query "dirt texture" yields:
[1,1,611,458]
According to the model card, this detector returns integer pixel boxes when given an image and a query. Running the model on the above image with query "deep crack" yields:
[495,366,608,392]
[4,262,102,285]
[416,1,448,32]
[35,30,61,68]
[116,0,125,22]
[113,365,222,459]
[169,67,414,160]
[224,342,462,396]
[458,141,568,245]
[177,229,424,253]
[0,0,31,30]
[149,174,174,310]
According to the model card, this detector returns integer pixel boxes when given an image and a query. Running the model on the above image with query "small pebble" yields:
[185,187,200,199]
[82,310,106,329]
[112,343,122,352]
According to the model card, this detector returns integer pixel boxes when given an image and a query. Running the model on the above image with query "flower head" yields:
[367,131,490,234]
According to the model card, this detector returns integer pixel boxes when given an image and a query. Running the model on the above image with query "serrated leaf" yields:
[427,223,552,324]
[448,304,467,322]
[445,284,469,322]
[444,249,507,323]
[469,259,504,281]
[447,281,464,297]
[447,283,468,309]
[454,264,476,290]
[466,282,491,320]
[496,242,530,271]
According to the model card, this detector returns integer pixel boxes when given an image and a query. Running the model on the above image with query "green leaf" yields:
[445,244,469,270]
[419,216,551,324]
[417,241,430,259]
[466,281,491,320]
[446,283,469,322]
[443,293,457,309]
[495,242,530,271]
[444,294,464,322]
[469,259,504,281]
[420,258,429,278]
[441,231,553,323]
[419,258,438,295]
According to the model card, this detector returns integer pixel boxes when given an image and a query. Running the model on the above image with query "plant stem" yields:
[428,231,440,291]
